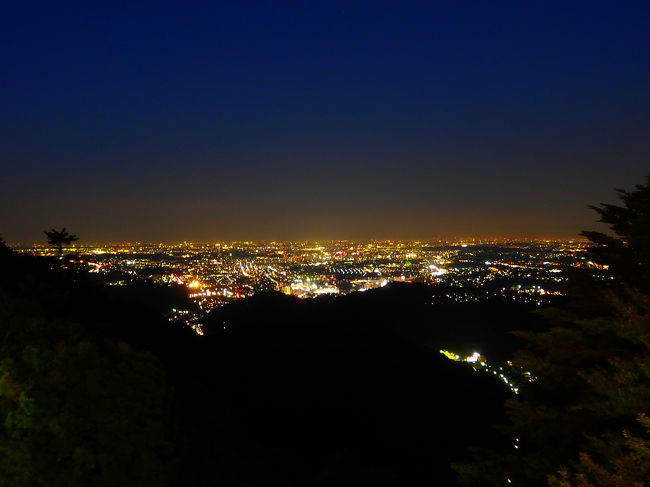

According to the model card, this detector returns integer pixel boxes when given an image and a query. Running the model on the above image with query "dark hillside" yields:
[0,246,535,486]
[196,287,524,485]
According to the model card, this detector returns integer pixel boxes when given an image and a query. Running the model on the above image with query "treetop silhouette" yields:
[454,173,650,487]
[581,173,650,291]
[44,227,79,257]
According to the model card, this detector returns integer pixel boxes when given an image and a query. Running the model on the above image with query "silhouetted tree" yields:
[44,227,79,257]
[581,174,650,291]
[454,174,650,486]
[540,176,650,486]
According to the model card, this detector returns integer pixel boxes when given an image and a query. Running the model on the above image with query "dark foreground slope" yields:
[192,288,522,486]
[0,248,535,486]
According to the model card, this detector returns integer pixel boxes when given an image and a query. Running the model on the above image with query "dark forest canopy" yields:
[0,252,178,486]
[455,173,650,486]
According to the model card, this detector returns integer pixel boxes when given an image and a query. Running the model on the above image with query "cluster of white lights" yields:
[428,264,447,276]
[439,349,524,394]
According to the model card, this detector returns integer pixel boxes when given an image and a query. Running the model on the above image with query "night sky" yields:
[2,1,649,243]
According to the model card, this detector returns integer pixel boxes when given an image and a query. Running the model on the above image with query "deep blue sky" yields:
[2,1,649,243]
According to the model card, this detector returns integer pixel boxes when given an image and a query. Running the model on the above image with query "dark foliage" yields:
[581,173,650,291]
[455,174,650,486]
[0,249,176,486]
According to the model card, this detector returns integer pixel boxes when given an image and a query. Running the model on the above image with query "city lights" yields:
[20,238,594,330]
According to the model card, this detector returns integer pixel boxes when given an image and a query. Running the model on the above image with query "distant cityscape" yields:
[16,239,606,334]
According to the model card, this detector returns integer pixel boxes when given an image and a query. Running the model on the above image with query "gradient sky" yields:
[2,1,649,243]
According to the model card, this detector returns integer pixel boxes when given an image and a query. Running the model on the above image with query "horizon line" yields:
[10,236,589,247]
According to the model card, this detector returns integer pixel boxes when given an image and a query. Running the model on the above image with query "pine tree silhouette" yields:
[44,228,79,257]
